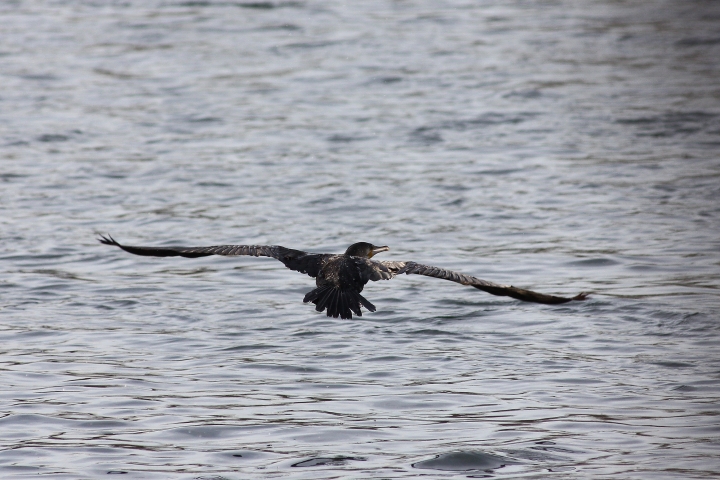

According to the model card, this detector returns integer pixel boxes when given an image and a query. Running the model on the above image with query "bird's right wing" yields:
[379,260,587,305]
[98,235,328,278]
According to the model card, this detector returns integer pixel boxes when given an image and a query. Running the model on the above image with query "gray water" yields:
[1,1,719,478]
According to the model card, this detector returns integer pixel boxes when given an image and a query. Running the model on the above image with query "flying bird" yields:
[99,235,587,319]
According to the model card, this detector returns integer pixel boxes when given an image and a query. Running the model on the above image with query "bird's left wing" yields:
[98,235,328,278]
[377,260,587,305]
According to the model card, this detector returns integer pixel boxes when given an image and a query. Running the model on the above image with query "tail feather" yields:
[303,286,327,303]
[356,292,376,312]
[303,286,374,319]
[346,290,362,317]
[332,289,343,319]
[316,288,332,312]
[328,289,339,318]
[337,290,346,319]
[304,285,331,312]
[337,290,356,319]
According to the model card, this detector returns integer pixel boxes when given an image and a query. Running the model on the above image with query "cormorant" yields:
[99,235,588,319]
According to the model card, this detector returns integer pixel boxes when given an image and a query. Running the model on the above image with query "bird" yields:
[98,235,588,319]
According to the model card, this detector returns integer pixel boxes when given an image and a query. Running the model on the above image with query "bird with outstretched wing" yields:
[99,235,587,319]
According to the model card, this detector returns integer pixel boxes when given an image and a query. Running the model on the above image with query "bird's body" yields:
[99,236,587,318]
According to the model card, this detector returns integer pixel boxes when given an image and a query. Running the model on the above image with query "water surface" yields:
[1,0,719,478]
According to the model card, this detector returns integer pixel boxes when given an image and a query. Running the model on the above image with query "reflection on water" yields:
[1,0,719,478]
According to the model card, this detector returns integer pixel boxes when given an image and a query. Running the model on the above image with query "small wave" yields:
[413,451,513,472]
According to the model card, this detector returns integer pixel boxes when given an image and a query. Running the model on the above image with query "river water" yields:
[1,1,719,478]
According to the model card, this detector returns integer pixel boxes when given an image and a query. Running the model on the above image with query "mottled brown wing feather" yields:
[98,235,327,278]
[385,261,587,305]
[351,258,403,282]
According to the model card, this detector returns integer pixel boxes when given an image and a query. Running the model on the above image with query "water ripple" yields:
[1,0,719,478]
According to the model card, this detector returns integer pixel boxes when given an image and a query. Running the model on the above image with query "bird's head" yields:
[344,242,390,258]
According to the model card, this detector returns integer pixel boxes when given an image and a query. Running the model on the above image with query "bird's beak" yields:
[369,245,390,258]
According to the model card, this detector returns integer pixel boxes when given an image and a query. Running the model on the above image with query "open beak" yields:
[369,245,390,258]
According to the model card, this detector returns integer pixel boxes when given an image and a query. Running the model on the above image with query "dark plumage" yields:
[99,235,588,319]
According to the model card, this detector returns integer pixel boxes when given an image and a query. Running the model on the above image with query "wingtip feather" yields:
[98,234,118,246]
